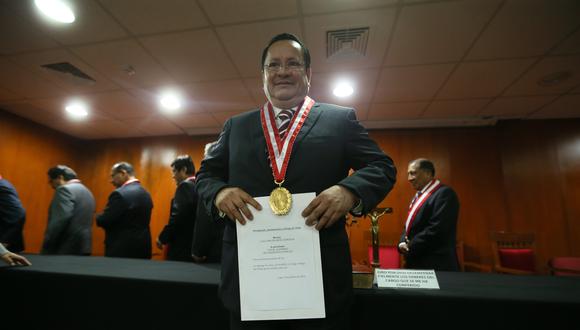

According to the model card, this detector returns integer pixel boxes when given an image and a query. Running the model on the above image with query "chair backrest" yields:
[490,231,536,275]
[368,245,400,269]
[548,257,580,276]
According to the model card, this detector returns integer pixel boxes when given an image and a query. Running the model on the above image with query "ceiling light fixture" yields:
[333,82,354,97]
[65,102,88,119]
[34,0,76,23]
[159,92,182,113]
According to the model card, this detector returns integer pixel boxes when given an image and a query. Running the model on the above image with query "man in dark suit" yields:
[196,33,397,329]
[0,175,26,253]
[97,162,153,259]
[42,165,96,255]
[398,158,460,271]
[157,155,197,262]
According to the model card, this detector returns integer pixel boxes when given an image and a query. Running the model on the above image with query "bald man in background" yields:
[97,162,153,259]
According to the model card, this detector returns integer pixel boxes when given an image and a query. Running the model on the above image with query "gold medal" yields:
[269,182,292,215]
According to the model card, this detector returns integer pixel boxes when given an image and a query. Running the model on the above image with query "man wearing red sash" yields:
[196,33,396,329]
[97,162,153,259]
[398,158,460,271]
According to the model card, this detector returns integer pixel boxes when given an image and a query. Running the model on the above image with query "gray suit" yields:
[42,181,95,255]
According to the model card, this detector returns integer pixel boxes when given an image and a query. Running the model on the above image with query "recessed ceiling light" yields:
[65,103,88,119]
[35,0,76,24]
[159,92,182,113]
[333,82,354,97]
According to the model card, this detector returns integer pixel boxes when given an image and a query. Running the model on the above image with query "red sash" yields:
[121,178,140,187]
[405,180,442,235]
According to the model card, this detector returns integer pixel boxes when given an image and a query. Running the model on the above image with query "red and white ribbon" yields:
[260,96,315,183]
[405,180,442,235]
[121,178,140,187]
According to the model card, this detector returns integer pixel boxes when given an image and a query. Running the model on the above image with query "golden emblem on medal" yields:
[269,182,292,215]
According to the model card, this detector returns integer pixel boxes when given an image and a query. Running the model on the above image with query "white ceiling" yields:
[0,0,579,139]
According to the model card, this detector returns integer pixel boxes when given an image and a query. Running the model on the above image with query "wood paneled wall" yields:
[0,111,80,251]
[2,109,579,272]
[76,136,214,258]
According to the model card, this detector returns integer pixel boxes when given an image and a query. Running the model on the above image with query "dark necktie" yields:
[277,109,295,139]
[409,191,422,209]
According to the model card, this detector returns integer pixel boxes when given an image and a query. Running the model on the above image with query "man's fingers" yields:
[226,206,246,225]
[317,207,340,230]
[238,204,254,221]
[244,195,262,212]
[216,187,262,224]
[302,196,321,219]
[305,199,327,228]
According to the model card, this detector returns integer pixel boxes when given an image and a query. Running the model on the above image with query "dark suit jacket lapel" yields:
[292,102,322,152]
[250,110,271,173]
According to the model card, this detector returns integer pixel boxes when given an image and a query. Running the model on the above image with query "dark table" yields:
[2,255,578,329]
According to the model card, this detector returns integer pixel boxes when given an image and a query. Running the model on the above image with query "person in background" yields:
[157,155,197,262]
[42,165,95,255]
[191,142,224,264]
[0,174,26,253]
[196,33,396,329]
[0,242,30,266]
[97,162,153,259]
[398,158,460,271]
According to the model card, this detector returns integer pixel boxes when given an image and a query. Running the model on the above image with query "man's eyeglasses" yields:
[263,61,305,73]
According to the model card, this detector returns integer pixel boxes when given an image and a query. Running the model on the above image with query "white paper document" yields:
[236,192,325,321]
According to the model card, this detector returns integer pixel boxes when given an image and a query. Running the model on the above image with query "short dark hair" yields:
[411,158,436,176]
[48,165,78,181]
[171,155,195,175]
[261,33,311,70]
[112,162,135,176]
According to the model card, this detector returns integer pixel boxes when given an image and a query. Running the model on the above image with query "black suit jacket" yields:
[96,181,153,259]
[196,102,397,316]
[399,184,460,271]
[191,201,224,263]
[159,179,197,262]
[0,178,26,252]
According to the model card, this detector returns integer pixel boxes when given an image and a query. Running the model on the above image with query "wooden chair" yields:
[490,231,536,275]
[548,257,580,276]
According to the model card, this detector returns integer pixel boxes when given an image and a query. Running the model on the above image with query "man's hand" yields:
[302,185,358,231]
[1,252,31,266]
[156,238,163,250]
[398,242,409,255]
[215,187,262,224]
[398,236,410,255]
